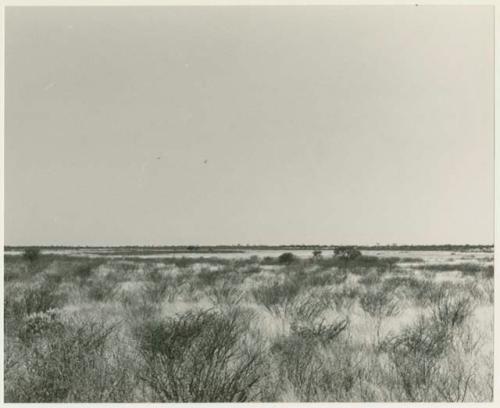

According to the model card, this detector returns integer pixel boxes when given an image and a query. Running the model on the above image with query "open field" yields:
[3,247,494,402]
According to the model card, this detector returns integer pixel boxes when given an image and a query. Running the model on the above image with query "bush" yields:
[87,279,118,302]
[289,290,332,322]
[5,319,131,402]
[382,277,439,306]
[22,248,41,263]
[312,250,322,258]
[278,252,297,265]
[271,334,360,401]
[431,291,473,330]
[207,281,244,307]
[483,265,494,279]
[135,309,265,402]
[5,281,64,320]
[358,271,381,286]
[252,280,300,318]
[142,269,178,303]
[382,316,452,401]
[334,246,362,260]
[73,264,95,281]
[17,309,65,345]
[196,267,226,287]
[359,287,400,341]
[359,288,399,318]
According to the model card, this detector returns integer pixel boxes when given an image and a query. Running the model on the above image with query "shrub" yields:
[22,248,41,263]
[334,246,362,260]
[289,291,331,322]
[5,281,64,320]
[252,280,300,318]
[135,309,265,402]
[271,334,360,401]
[312,250,322,258]
[207,281,244,307]
[358,271,381,286]
[73,264,94,281]
[270,334,321,400]
[359,287,400,342]
[329,285,359,311]
[431,291,473,330]
[5,319,130,402]
[359,288,400,319]
[278,252,297,265]
[304,270,344,287]
[260,256,277,265]
[196,267,226,287]
[382,316,452,401]
[17,309,64,345]
[142,269,178,303]
[87,279,118,302]
[483,265,494,279]
[382,276,438,306]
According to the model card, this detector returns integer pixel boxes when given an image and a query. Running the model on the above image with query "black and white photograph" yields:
[2,2,496,403]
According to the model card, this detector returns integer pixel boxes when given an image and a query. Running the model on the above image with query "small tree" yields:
[333,246,362,260]
[312,250,322,259]
[334,246,362,273]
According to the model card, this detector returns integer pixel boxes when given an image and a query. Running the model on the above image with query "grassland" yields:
[3,249,494,402]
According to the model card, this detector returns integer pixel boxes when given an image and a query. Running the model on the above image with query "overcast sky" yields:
[5,6,494,246]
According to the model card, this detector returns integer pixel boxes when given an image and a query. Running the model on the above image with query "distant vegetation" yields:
[5,243,493,253]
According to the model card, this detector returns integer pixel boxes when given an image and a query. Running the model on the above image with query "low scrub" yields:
[270,334,361,401]
[252,280,301,318]
[134,309,265,402]
[382,316,452,401]
[5,318,131,402]
[431,291,474,330]
[4,281,64,321]
[423,263,487,275]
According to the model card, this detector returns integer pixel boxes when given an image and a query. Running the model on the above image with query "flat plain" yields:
[3,246,494,402]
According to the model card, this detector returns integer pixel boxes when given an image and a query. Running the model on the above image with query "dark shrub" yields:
[312,250,322,258]
[278,252,297,264]
[333,246,362,261]
[5,320,129,402]
[431,291,473,330]
[135,309,264,402]
[483,265,494,279]
[87,279,117,302]
[73,264,94,281]
[290,290,332,322]
[270,334,359,401]
[382,316,451,401]
[196,267,226,287]
[142,269,178,303]
[22,248,41,263]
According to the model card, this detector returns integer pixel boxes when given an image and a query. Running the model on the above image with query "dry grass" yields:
[3,250,494,402]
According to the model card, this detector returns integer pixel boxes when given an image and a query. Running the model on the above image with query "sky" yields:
[4,6,494,246]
